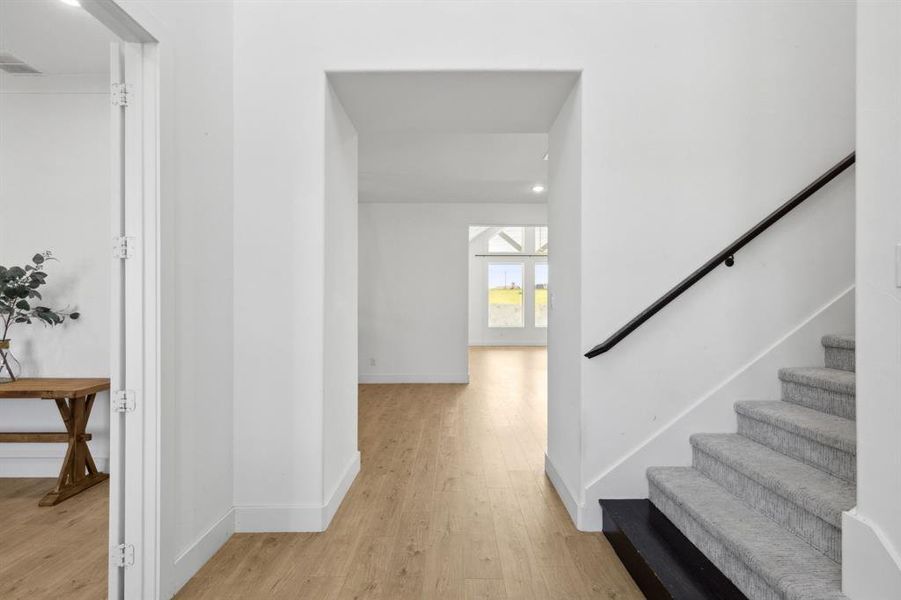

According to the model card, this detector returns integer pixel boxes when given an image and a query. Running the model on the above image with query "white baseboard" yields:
[358,372,469,384]
[235,451,360,532]
[171,508,235,594]
[544,453,587,529]
[842,509,901,599]
[579,286,854,529]
[469,341,547,347]
[323,451,361,528]
[0,456,110,477]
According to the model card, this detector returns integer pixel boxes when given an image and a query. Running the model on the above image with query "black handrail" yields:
[585,152,856,359]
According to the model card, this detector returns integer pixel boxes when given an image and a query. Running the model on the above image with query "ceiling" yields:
[359,133,548,203]
[0,0,116,76]
[332,72,577,204]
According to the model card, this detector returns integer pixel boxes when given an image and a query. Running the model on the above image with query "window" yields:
[488,227,524,253]
[535,263,548,327]
[488,263,524,327]
[535,226,548,255]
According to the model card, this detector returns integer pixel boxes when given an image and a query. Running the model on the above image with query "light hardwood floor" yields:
[178,347,642,599]
[0,477,108,599]
[0,348,643,600]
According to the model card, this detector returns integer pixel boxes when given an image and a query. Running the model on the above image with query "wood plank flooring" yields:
[178,347,643,599]
[0,348,644,599]
[0,477,108,599]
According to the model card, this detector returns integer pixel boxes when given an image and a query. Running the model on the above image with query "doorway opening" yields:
[0,1,158,599]
[326,69,581,528]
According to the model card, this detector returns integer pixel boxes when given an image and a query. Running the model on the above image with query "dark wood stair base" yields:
[600,499,747,600]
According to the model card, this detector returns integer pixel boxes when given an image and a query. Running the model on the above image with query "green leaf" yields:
[69,312,80,320]
[15,300,29,310]
[32,253,44,265]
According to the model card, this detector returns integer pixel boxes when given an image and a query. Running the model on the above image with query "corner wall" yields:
[546,82,582,517]
[122,1,237,596]
[843,2,901,596]
[322,83,360,526]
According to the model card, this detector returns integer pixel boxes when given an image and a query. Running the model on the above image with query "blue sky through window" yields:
[535,264,548,287]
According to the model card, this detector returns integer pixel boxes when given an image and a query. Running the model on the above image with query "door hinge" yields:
[113,236,134,259]
[111,83,130,107]
[111,543,135,568]
[112,390,136,413]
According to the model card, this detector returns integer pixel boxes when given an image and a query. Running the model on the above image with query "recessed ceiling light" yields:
[60,0,81,7]
[532,184,546,194]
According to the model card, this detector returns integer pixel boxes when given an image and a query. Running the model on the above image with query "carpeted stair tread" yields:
[821,334,855,350]
[734,401,856,454]
[690,433,855,528]
[648,466,847,600]
[778,367,855,395]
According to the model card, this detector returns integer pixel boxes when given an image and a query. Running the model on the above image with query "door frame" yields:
[82,1,160,598]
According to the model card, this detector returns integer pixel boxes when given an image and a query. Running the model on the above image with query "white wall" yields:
[322,83,360,526]
[468,226,549,347]
[546,82,583,516]
[576,1,855,527]
[0,73,111,476]
[232,0,856,541]
[358,203,546,384]
[843,2,901,596]
[117,1,236,596]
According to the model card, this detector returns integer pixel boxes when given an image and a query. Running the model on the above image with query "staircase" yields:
[647,334,856,599]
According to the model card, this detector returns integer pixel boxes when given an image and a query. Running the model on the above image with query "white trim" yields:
[170,509,235,595]
[544,453,583,528]
[322,451,361,528]
[843,509,901,599]
[469,341,547,347]
[235,451,360,533]
[235,504,327,533]
[0,457,110,477]
[358,372,470,384]
[578,285,855,531]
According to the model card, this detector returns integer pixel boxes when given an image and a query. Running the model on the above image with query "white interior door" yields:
[108,41,148,600]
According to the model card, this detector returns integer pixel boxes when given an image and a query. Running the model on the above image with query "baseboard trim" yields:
[579,285,855,530]
[358,373,469,384]
[544,452,589,530]
[842,509,901,599]
[235,451,361,533]
[469,341,547,347]
[0,456,110,477]
[171,508,235,594]
[234,503,326,532]
[323,451,360,528]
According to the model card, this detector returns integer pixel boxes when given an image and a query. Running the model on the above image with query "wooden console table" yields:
[0,378,110,506]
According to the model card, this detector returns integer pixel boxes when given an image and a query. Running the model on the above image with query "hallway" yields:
[177,347,642,599]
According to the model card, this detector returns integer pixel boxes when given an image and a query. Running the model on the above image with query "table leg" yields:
[40,393,109,506]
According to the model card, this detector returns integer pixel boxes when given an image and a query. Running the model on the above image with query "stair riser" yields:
[736,415,856,483]
[781,381,855,420]
[824,347,855,372]
[693,448,842,562]
[649,483,782,600]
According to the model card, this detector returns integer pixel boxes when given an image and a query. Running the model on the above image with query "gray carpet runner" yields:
[648,335,856,599]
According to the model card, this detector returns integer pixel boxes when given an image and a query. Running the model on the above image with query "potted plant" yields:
[0,252,80,383]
